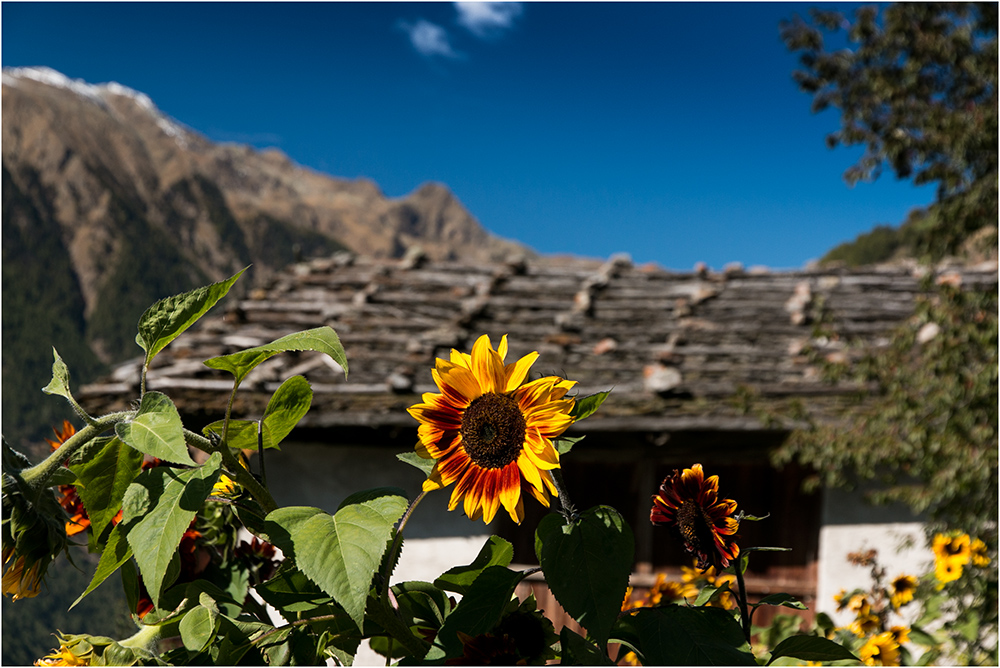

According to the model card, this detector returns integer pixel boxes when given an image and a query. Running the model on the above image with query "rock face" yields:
[1,66,528,442]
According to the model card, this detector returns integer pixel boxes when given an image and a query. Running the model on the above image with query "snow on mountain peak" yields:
[3,66,188,146]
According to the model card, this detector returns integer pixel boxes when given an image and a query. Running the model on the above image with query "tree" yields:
[782,3,997,260]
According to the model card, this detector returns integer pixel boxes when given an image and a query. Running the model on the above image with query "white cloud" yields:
[399,19,461,58]
[454,2,523,37]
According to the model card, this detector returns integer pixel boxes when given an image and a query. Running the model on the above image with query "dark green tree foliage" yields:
[783,3,998,260]
[774,281,998,543]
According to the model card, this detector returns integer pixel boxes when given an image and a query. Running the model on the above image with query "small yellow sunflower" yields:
[970,538,991,567]
[889,574,918,609]
[934,557,963,586]
[888,626,910,646]
[2,551,43,601]
[849,613,881,637]
[859,632,900,666]
[650,464,740,571]
[408,334,576,524]
[933,533,971,566]
[34,641,92,667]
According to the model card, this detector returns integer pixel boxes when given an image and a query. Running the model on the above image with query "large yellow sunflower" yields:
[650,464,740,571]
[407,334,576,524]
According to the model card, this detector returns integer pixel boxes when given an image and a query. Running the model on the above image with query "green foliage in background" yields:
[783,2,998,263]
[774,280,998,541]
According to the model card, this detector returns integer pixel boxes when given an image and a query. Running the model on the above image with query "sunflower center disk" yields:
[461,393,527,469]
[676,500,713,553]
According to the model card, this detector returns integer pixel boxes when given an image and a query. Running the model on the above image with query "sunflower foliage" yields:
[3,273,863,666]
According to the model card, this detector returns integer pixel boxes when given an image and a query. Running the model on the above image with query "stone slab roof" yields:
[78,252,998,438]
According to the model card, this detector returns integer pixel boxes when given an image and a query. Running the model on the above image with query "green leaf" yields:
[396,451,435,476]
[262,488,408,629]
[906,625,939,648]
[766,635,860,665]
[693,580,733,607]
[41,348,73,400]
[435,535,514,595]
[436,565,525,657]
[72,523,133,609]
[202,419,274,451]
[612,605,756,666]
[136,268,246,363]
[391,581,453,629]
[115,392,195,466]
[535,506,633,648]
[752,593,807,611]
[47,467,78,487]
[571,390,611,420]
[123,453,222,606]
[554,435,585,456]
[560,627,614,665]
[204,326,348,385]
[255,567,338,613]
[262,375,312,447]
[70,436,144,540]
[179,604,218,652]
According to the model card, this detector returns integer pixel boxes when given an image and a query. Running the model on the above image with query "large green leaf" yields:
[535,506,633,648]
[115,392,195,466]
[71,523,133,609]
[70,436,144,540]
[255,567,338,614]
[123,453,222,606]
[204,326,348,385]
[179,593,219,652]
[434,535,514,595]
[560,627,615,666]
[262,375,312,447]
[262,487,408,629]
[435,565,525,658]
[766,635,860,665]
[136,268,246,363]
[612,606,756,666]
[202,419,274,451]
[41,347,73,401]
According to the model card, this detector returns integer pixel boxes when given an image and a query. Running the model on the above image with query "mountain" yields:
[1,66,529,445]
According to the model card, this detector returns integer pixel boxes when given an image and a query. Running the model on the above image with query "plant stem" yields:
[184,429,278,515]
[733,563,753,645]
[250,613,352,646]
[382,491,427,597]
[19,411,132,497]
[551,468,578,521]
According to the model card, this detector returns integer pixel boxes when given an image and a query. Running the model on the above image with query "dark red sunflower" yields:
[650,464,740,571]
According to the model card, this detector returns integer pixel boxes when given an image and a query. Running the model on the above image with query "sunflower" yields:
[650,464,740,571]
[933,533,971,565]
[859,632,900,666]
[849,613,881,637]
[408,334,576,524]
[46,422,90,536]
[888,574,918,609]
[888,626,910,646]
[970,538,991,567]
[2,549,43,601]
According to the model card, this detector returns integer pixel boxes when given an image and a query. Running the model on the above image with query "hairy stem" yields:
[551,468,578,521]
[381,490,427,597]
[19,412,132,497]
[250,613,351,646]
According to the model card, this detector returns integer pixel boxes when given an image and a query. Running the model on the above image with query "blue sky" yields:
[2,2,935,270]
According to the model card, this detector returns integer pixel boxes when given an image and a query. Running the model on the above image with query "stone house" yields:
[78,251,997,629]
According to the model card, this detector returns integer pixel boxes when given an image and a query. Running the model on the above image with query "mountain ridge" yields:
[1,66,530,444]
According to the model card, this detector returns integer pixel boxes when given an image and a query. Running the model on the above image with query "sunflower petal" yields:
[504,351,539,392]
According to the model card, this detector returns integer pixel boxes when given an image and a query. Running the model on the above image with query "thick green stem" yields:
[118,620,179,653]
[19,412,132,496]
[733,563,753,646]
[184,429,278,515]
